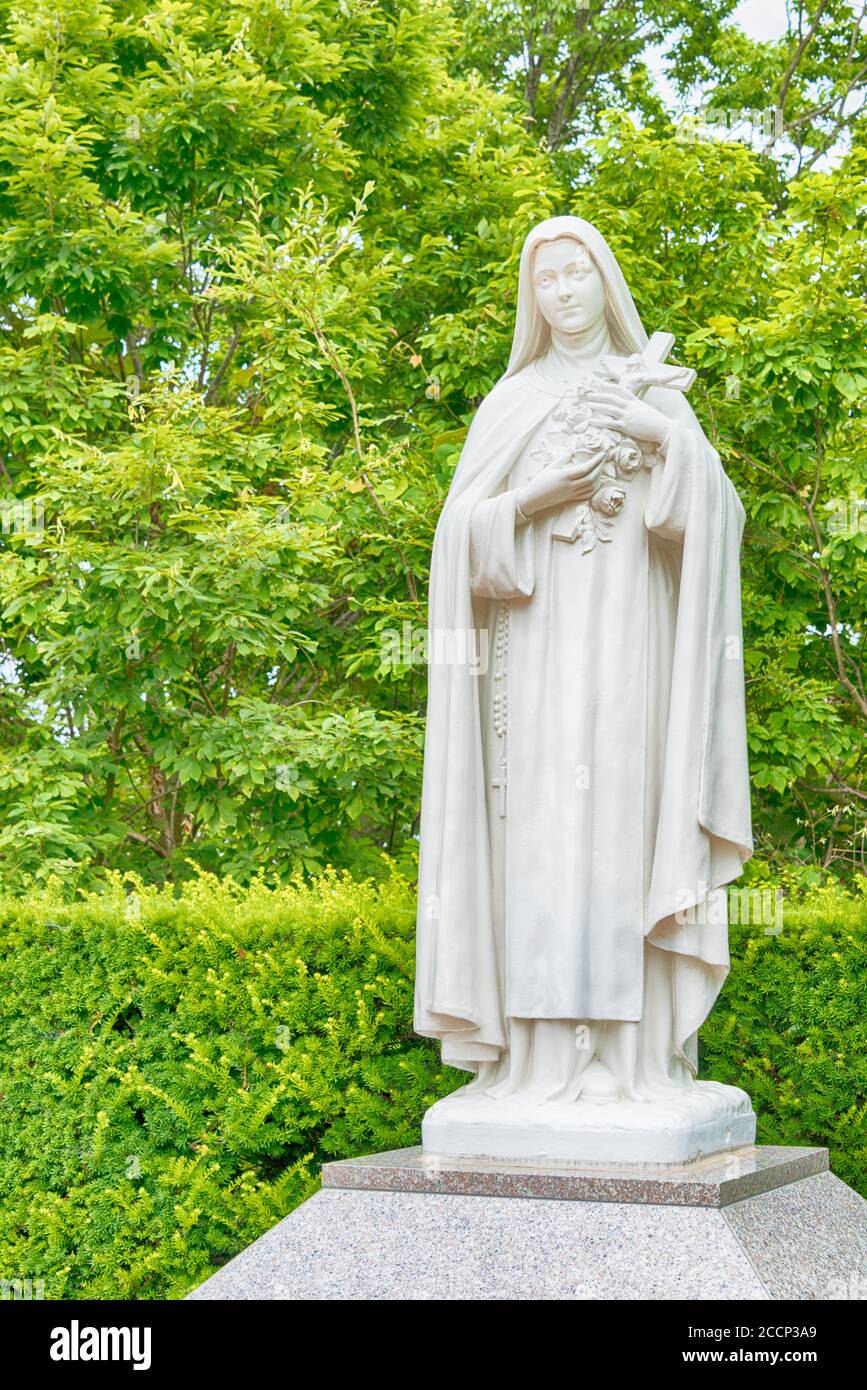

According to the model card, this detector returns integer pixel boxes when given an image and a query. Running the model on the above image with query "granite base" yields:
[188,1144,867,1301]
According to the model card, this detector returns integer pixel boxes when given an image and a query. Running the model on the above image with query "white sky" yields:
[647,0,791,116]
[732,0,791,41]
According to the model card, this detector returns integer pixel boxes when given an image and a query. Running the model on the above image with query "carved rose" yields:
[592,485,626,516]
[553,398,593,432]
[571,376,598,399]
[540,375,654,550]
[573,425,613,454]
[611,439,642,476]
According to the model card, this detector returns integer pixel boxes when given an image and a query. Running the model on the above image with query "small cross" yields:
[492,760,507,817]
[600,331,696,399]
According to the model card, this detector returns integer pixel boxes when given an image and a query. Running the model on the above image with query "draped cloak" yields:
[413,218,753,1075]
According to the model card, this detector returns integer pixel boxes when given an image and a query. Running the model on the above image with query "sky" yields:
[732,0,791,42]
[648,0,792,106]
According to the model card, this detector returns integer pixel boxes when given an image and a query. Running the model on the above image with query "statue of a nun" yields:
[414,217,756,1163]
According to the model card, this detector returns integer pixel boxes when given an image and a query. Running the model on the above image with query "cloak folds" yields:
[413,220,753,1074]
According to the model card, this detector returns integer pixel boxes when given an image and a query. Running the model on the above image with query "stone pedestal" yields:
[421,1079,755,1165]
[188,1144,867,1301]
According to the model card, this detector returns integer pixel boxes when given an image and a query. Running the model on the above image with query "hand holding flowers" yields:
[516,375,662,549]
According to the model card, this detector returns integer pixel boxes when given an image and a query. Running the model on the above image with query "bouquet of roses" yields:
[530,376,651,552]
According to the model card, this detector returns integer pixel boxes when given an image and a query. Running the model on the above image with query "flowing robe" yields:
[414,361,753,1074]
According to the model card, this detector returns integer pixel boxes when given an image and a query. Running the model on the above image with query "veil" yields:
[502,216,648,378]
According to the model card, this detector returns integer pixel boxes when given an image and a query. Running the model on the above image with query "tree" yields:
[0,1,865,887]
[451,0,739,150]
[701,0,867,174]
[0,0,558,884]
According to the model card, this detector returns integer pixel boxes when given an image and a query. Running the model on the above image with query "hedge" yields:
[702,880,867,1187]
[0,869,864,1299]
[0,868,455,1300]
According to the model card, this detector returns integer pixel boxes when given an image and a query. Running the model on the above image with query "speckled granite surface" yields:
[723,1171,867,1300]
[188,1188,769,1301]
[187,1149,867,1302]
[321,1143,827,1208]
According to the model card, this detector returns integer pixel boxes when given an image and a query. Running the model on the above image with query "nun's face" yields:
[532,237,606,338]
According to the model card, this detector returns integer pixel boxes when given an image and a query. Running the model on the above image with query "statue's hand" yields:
[517,450,605,518]
[584,382,671,447]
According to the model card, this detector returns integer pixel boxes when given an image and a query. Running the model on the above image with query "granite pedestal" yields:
[188,1144,867,1301]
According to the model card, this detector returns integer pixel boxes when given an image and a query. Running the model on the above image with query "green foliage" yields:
[0,0,557,887]
[0,2,864,884]
[451,0,739,151]
[0,866,864,1298]
[0,864,459,1299]
[702,881,867,1193]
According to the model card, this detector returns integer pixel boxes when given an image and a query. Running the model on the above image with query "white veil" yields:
[503,216,648,378]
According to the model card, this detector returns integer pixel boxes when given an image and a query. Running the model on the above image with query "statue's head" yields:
[532,237,606,339]
[504,216,646,380]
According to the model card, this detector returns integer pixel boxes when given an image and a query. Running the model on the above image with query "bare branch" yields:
[777,0,830,120]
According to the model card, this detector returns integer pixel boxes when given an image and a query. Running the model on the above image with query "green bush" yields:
[0,870,864,1299]
[0,867,458,1300]
[702,880,867,1192]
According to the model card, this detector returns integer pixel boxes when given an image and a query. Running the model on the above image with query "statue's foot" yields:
[462,1061,500,1094]
[574,1058,622,1105]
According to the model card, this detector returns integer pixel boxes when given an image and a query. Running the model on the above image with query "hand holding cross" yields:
[600,331,696,399]
[585,331,696,447]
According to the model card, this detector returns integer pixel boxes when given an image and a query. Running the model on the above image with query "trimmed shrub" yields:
[702,880,867,1191]
[0,870,864,1299]
[0,868,457,1300]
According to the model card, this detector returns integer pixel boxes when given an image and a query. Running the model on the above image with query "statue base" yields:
[421,1080,755,1166]
[188,1143,867,1301]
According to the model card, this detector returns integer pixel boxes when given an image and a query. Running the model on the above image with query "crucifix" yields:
[491,752,508,818]
[600,330,696,398]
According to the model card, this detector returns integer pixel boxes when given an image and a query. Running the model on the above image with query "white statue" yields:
[414,217,756,1164]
